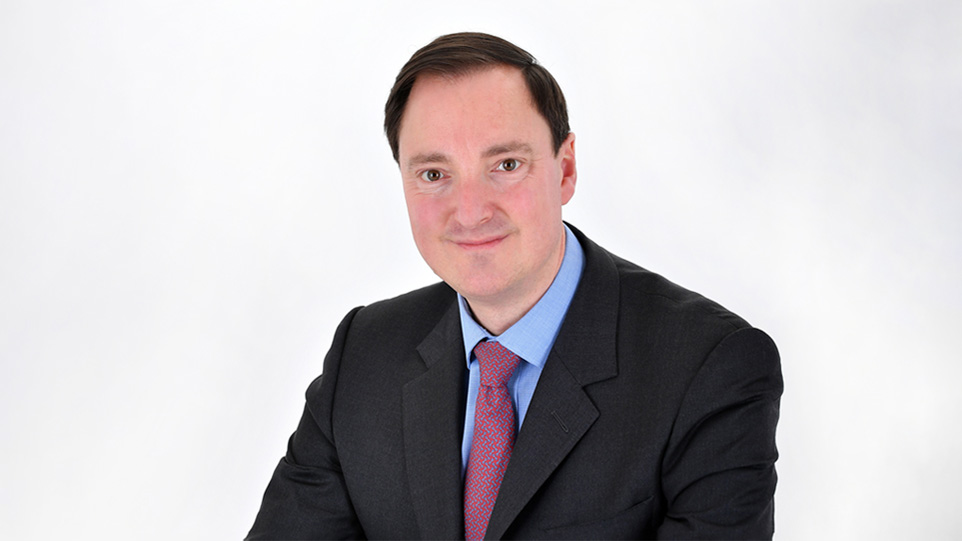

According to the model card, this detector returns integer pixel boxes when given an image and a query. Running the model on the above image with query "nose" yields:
[452,173,493,228]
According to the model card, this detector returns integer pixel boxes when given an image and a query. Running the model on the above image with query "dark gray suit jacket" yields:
[248,226,782,539]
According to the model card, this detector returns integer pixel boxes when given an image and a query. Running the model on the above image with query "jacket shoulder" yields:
[609,251,751,333]
[346,281,457,348]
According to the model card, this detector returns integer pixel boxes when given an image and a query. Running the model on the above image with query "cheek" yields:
[512,179,562,223]
[406,196,445,238]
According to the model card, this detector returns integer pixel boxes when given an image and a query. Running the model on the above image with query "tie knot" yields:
[473,340,520,388]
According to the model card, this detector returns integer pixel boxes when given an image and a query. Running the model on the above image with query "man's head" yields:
[387,33,577,333]
[384,32,570,164]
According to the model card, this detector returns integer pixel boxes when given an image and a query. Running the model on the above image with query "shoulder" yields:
[609,251,750,334]
[350,281,455,332]
[328,281,458,359]
[570,225,775,374]
[604,247,780,391]
[571,224,751,336]
[305,281,456,401]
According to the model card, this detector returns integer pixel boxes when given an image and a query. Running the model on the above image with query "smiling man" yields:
[248,32,782,540]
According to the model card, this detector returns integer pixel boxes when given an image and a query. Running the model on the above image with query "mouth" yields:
[452,235,507,251]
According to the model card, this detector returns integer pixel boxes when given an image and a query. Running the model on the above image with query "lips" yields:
[451,235,507,250]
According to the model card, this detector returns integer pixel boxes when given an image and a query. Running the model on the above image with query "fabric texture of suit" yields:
[248,225,783,540]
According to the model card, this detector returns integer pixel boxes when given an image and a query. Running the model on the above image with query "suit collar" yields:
[403,299,466,539]
[486,224,622,537]
[544,223,621,386]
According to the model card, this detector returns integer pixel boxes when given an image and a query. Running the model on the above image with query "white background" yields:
[2,1,960,539]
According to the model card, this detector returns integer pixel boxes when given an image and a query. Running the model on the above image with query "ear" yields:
[559,132,577,205]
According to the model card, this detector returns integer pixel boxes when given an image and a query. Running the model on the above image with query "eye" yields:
[420,169,443,182]
[497,158,520,172]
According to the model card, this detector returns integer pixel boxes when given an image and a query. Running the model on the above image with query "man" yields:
[248,32,781,540]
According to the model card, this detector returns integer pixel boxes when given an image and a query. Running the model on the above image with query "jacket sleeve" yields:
[246,307,366,540]
[657,327,783,540]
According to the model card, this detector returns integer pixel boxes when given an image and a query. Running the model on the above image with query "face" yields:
[397,66,576,313]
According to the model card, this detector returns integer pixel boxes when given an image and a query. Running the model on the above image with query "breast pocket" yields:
[540,495,655,539]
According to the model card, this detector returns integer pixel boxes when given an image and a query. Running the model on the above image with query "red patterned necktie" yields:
[464,340,521,541]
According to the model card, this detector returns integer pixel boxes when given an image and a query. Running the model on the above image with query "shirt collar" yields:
[458,224,585,368]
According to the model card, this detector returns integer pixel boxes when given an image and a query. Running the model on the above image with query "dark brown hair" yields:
[384,32,570,163]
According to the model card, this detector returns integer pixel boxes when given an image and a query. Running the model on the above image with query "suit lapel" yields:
[402,299,466,539]
[486,228,622,538]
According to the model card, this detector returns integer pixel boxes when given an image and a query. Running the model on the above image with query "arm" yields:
[247,307,365,540]
[658,327,783,540]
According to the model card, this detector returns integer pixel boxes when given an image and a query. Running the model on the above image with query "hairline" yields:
[384,33,570,163]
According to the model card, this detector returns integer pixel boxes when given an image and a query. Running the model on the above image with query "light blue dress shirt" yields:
[458,225,585,476]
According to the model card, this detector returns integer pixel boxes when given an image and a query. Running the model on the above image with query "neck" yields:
[466,297,535,337]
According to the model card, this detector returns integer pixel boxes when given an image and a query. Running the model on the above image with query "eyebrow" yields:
[482,141,533,158]
[406,152,450,169]
[404,141,535,171]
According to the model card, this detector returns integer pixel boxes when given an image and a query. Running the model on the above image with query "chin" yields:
[447,278,509,303]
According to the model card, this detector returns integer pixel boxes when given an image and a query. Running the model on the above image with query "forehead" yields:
[397,66,551,160]
[410,64,531,102]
